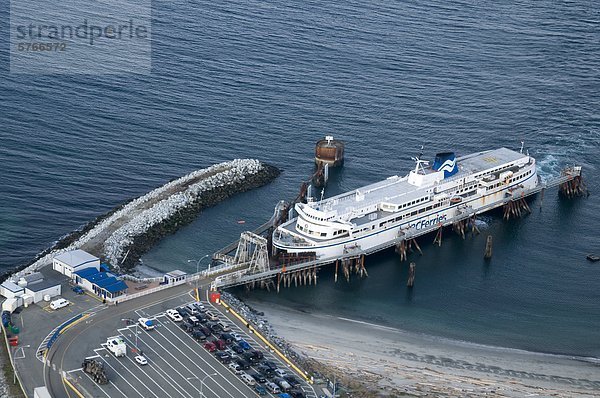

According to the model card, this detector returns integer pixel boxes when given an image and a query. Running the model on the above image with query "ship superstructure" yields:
[272,147,538,258]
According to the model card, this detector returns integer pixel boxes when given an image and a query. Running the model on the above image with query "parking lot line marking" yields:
[132,328,227,398]
[117,332,197,398]
[79,370,113,398]
[117,332,194,398]
[152,317,250,398]
[103,351,160,398]
[97,354,148,398]
[66,368,82,374]
[122,349,176,398]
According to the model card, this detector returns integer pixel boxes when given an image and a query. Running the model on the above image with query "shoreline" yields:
[245,299,600,397]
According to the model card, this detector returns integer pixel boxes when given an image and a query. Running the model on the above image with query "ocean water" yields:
[1,1,599,356]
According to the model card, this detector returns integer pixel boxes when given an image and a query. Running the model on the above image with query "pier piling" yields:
[484,235,493,259]
[433,225,443,246]
[407,262,416,287]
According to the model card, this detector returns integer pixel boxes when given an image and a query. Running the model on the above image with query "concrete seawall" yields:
[2,159,279,280]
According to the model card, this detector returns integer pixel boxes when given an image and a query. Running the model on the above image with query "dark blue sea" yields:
[1,0,599,357]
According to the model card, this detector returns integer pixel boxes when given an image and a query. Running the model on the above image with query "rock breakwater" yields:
[4,159,279,280]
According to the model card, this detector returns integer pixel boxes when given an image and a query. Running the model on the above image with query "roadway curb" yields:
[219,299,312,384]
[1,324,28,398]
[63,376,85,398]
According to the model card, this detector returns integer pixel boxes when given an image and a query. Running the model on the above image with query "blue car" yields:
[72,286,84,295]
[238,340,251,350]
[278,394,291,398]
[254,384,267,395]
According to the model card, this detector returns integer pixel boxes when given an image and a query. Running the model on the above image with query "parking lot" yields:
[70,295,317,398]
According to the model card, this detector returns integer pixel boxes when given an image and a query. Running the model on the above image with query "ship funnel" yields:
[432,152,458,178]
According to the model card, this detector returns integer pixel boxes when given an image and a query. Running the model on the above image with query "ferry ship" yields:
[272,147,539,259]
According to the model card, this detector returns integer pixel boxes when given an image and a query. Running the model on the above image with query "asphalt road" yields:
[45,282,317,398]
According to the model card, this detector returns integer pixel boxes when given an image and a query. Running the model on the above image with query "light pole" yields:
[188,373,217,398]
[188,254,210,289]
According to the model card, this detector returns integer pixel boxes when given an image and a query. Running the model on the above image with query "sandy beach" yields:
[246,300,600,397]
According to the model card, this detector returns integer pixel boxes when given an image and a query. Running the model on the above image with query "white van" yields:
[205,311,219,321]
[50,298,70,310]
[240,372,256,386]
[217,321,231,332]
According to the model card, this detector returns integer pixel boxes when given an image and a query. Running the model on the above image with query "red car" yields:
[203,342,217,352]
[215,339,227,350]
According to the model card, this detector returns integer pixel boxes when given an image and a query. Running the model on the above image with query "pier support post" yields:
[407,262,416,287]
[433,225,443,246]
[412,239,423,255]
[484,235,493,259]
[335,260,339,283]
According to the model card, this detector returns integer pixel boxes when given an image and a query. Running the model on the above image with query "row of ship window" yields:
[488,169,532,190]
[379,200,448,228]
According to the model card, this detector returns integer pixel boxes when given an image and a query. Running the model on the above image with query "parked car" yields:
[251,349,264,359]
[289,389,306,398]
[235,358,250,370]
[166,309,183,322]
[231,332,243,342]
[203,342,217,352]
[231,345,244,354]
[228,362,242,374]
[216,321,231,332]
[242,352,259,364]
[240,372,256,386]
[284,375,300,387]
[205,310,219,321]
[254,384,267,395]
[257,364,274,377]
[208,322,221,333]
[175,307,188,317]
[215,351,231,363]
[250,372,266,383]
[275,377,292,391]
[262,360,278,370]
[274,368,288,378]
[220,333,234,343]
[50,298,70,310]
[238,340,251,350]
[191,330,206,341]
[71,286,84,295]
[215,339,227,350]
[134,355,148,365]
[181,322,194,332]
[193,302,206,312]
[278,394,291,398]
[138,317,155,330]
[265,382,281,394]
[195,314,207,323]
[184,304,200,316]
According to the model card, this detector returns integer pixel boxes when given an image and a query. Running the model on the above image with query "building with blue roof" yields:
[73,267,128,300]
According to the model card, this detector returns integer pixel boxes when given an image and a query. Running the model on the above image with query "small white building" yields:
[53,249,100,278]
[0,281,24,299]
[24,280,61,303]
[164,270,187,284]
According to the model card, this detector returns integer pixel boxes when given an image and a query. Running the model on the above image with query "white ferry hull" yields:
[273,148,539,259]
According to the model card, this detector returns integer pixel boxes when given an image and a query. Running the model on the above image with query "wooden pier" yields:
[211,166,584,291]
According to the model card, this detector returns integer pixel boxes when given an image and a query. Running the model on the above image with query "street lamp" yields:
[188,373,217,398]
[188,254,210,289]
